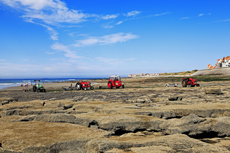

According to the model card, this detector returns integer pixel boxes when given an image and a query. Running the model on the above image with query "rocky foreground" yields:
[1,80,230,152]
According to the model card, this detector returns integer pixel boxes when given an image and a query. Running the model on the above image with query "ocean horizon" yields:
[0,78,106,90]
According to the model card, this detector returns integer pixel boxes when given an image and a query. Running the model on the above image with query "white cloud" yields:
[73,33,139,47]
[208,13,211,15]
[0,0,123,41]
[51,42,81,59]
[116,21,123,25]
[22,8,87,25]
[199,13,204,17]
[0,0,66,10]
[26,19,58,40]
[41,24,58,40]
[154,12,171,16]
[126,11,141,17]
[1,0,90,25]
[101,14,118,20]
[0,59,6,62]
[180,17,190,20]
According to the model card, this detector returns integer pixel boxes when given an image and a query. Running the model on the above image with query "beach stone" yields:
[212,117,230,136]
[136,99,145,103]
[85,134,230,153]
[63,104,74,110]
[205,88,223,95]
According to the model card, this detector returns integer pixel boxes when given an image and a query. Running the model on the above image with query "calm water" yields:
[0,78,104,89]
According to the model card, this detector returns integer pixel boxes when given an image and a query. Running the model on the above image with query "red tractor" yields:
[76,81,94,90]
[182,78,200,87]
[107,76,124,89]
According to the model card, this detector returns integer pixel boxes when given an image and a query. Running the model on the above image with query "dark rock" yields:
[63,104,74,110]
[168,96,183,101]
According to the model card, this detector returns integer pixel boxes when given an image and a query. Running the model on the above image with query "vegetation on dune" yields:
[193,75,230,82]
[161,69,198,76]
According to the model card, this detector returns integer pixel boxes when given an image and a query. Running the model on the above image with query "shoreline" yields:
[0,78,108,91]
[0,82,102,91]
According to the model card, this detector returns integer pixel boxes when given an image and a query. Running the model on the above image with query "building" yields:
[207,56,230,69]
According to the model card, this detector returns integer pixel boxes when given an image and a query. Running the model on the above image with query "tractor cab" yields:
[108,76,124,89]
[109,76,120,81]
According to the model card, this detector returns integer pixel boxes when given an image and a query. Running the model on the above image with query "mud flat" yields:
[1,78,230,152]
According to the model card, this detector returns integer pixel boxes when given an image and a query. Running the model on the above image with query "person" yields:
[21,83,23,87]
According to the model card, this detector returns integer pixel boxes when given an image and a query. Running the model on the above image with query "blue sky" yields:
[0,0,230,78]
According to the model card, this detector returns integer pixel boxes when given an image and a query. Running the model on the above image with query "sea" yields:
[0,78,104,90]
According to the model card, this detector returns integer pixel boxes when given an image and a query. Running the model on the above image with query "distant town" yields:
[128,73,160,77]
[207,56,230,69]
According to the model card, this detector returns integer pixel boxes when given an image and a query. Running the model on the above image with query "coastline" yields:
[0,82,103,91]
[0,82,77,91]
[0,78,107,91]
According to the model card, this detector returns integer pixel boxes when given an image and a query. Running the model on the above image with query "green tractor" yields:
[33,80,46,92]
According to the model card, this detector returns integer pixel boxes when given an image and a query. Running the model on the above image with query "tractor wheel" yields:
[122,85,124,88]
[90,86,94,90]
[44,89,46,92]
[182,80,187,87]
[108,82,113,89]
[33,86,36,92]
[99,86,102,89]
